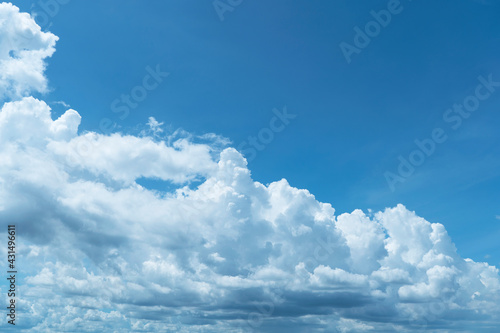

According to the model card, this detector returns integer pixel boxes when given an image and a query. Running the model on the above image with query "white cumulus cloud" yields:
[0,3,499,332]
[0,2,58,101]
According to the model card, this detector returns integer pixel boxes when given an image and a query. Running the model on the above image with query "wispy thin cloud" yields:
[51,100,70,108]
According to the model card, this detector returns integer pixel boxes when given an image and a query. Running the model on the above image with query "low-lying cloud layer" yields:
[0,3,499,332]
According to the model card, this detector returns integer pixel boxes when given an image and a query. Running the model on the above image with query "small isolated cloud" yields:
[146,116,164,135]
[51,100,70,108]
[0,3,499,332]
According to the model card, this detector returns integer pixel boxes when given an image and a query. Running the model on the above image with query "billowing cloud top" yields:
[0,2,58,101]
[0,3,499,332]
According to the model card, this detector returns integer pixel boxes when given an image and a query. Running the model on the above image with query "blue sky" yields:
[1,0,500,331]
[16,0,499,266]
